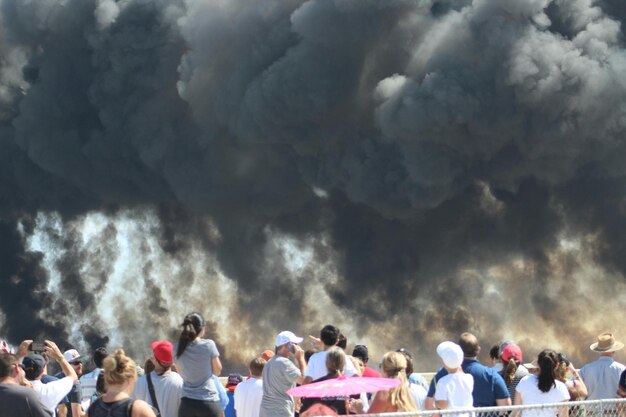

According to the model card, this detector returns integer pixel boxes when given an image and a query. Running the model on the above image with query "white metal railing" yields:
[306,398,626,417]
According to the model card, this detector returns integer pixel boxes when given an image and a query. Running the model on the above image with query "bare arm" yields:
[212,356,222,377]
[46,340,78,383]
[294,346,307,385]
[132,399,157,417]
[424,396,436,410]
[436,400,449,410]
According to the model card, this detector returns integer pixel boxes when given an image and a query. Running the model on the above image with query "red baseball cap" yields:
[501,343,523,362]
[151,341,174,366]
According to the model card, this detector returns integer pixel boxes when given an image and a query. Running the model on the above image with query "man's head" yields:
[22,354,45,381]
[352,345,369,364]
[458,332,480,358]
[320,325,340,347]
[0,353,24,382]
[93,347,108,369]
[64,349,84,377]
[249,357,266,377]
[275,331,303,357]
[150,341,174,372]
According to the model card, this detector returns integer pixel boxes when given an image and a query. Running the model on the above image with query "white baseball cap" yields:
[275,331,303,347]
[437,341,464,369]
[63,349,81,362]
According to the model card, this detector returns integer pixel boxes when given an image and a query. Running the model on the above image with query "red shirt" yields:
[362,366,382,378]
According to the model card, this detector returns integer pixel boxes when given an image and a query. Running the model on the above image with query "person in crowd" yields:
[366,351,417,413]
[303,325,356,383]
[300,403,338,417]
[211,373,229,416]
[133,341,183,417]
[555,353,587,401]
[234,358,265,417]
[580,332,625,400]
[351,356,365,376]
[87,349,155,417]
[352,345,381,378]
[490,343,503,371]
[174,312,222,417]
[55,349,84,417]
[0,352,52,417]
[80,346,108,410]
[396,348,427,409]
[337,334,347,350]
[434,342,473,416]
[500,343,528,399]
[514,350,570,417]
[426,332,511,409]
[260,350,274,362]
[259,330,306,417]
[300,347,349,415]
[23,341,78,417]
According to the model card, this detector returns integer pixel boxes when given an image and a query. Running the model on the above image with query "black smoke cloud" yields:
[1,0,626,367]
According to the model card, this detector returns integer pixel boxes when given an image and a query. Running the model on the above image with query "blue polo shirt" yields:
[427,359,510,407]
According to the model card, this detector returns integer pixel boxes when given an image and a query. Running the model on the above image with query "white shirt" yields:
[434,372,474,417]
[133,370,184,417]
[409,382,427,410]
[234,377,263,417]
[304,350,357,380]
[79,368,101,410]
[32,377,75,416]
[516,375,570,417]
[580,356,626,400]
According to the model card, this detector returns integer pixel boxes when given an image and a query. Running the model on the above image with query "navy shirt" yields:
[427,359,510,407]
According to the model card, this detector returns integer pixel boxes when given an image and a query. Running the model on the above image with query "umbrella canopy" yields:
[287,376,401,398]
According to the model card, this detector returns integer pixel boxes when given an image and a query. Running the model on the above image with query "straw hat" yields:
[590,332,624,352]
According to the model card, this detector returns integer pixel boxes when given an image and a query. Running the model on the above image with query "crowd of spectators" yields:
[2,313,625,417]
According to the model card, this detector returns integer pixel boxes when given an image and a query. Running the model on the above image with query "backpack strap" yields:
[146,373,161,415]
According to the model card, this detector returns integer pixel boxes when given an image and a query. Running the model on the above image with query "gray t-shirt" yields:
[259,355,301,417]
[0,383,53,417]
[174,338,220,401]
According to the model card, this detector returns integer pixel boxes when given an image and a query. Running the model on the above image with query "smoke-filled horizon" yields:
[2,0,626,370]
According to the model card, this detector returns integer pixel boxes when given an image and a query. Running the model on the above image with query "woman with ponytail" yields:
[515,350,570,417]
[499,343,527,399]
[174,312,223,417]
[88,349,156,417]
[367,351,417,413]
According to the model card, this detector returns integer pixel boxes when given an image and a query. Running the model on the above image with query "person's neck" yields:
[464,356,476,360]
[0,376,18,385]
[251,374,262,379]
[102,384,130,401]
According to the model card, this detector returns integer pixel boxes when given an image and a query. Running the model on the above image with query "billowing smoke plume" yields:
[2,0,626,369]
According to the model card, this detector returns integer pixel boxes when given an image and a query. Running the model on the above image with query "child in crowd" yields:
[434,341,474,417]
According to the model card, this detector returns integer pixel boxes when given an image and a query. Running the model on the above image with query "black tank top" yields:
[88,397,135,417]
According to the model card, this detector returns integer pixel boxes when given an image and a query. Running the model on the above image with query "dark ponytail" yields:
[537,350,558,393]
[503,358,519,386]
[177,312,205,358]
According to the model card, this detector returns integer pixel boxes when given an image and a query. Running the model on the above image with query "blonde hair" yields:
[102,349,137,386]
[325,346,345,376]
[380,351,417,411]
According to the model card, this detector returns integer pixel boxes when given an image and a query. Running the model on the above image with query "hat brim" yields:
[523,361,538,370]
[590,341,625,352]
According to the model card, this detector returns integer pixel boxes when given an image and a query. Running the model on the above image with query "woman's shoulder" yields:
[132,399,157,417]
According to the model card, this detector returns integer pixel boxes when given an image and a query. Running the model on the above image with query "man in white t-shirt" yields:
[23,341,78,417]
[235,358,266,417]
[434,341,474,417]
[134,340,183,417]
[303,325,356,383]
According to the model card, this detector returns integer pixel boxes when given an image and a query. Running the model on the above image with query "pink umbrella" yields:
[287,376,401,398]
